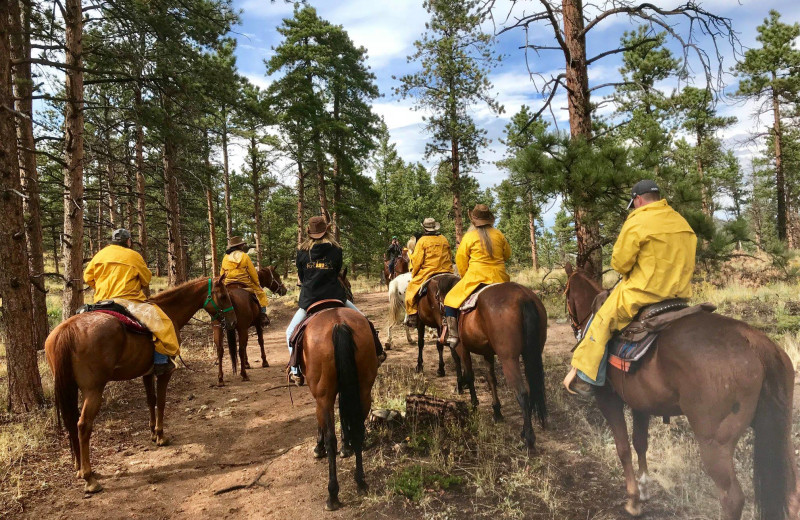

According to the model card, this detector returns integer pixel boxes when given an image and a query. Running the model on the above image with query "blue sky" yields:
[227,0,800,223]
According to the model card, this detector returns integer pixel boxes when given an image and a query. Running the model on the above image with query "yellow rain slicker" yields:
[444,227,511,309]
[220,250,269,307]
[83,245,180,356]
[405,234,453,315]
[571,199,697,380]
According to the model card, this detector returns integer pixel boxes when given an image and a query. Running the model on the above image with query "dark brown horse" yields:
[213,266,287,385]
[450,282,548,451]
[382,251,409,284]
[414,274,460,376]
[45,276,237,494]
[300,307,378,510]
[564,264,800,519]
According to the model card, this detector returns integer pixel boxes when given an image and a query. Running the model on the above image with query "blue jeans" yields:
[286,300,361,375]
[577,349,608,386]
[154,351,170,365]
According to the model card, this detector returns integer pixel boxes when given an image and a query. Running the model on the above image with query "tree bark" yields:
[331,93,341,242]
[527,193,539,270]
[297,161,305,247]
[562,0,602,280]
[0,3,45,411]
[696,130,710,217]
[222,110,232,240]
[205,186,219,274]
[451,139,464,243]
[163,104,186,286]
[771,80,787,242]
[61,0,85,319]
[134,84,148,260]
[250,135,263,267]
[10,0,48,349]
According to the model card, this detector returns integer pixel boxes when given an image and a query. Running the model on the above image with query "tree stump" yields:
[405,394,468,425]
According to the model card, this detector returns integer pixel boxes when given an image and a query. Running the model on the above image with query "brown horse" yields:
[564,264,800,519]
[414,274,460,376]
[45,276,238,494]
[300,307,378,510]
[450,282,548,451]
[382,251,409,284]
[213,266,288,385]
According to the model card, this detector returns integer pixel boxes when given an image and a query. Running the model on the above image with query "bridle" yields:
[264,269,286,295]
[564,272,591,338]
[203,278,234,323]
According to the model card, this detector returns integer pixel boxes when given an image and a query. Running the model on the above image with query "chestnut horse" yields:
[45,276,237,494]
[382,250,409,284]
[300,307,378,510]
[564,264,800,519]
[450,282,548,451]
[213,266,287,385]
[414,274,461,376]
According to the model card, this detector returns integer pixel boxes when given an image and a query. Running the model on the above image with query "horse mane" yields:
[151,277,209,303]
[571,268,603,293]
[435,274,461,296]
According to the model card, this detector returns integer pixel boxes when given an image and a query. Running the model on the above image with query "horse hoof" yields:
[84,478,103,494]
[244,363,252,369]
[241,374,250,382]
[325,499,341,511]
[156,436,170,447]
[638,473,651,502]
[493,413,505,423]
[150,433,158,443]
[339,447,354,459]
[217,381,225,387]
[76,470,83,479]
[415,365,423,374]
[436,368,445,377]
[261,361,269,368]
[313,446,327,459]
[357,482,369,495]
[625,500,642,517]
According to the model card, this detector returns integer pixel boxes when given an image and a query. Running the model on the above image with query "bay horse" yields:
[213,266,288,385]
[414,274,461,376]
[45,276,238,494]
[451,282,548,451]
[382,250,409,284]
[564,263,800,519]
[300,307,378,510]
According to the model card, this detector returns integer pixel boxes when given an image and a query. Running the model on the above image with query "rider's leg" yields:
[444,305,459,348]
[345,300,386,364]
[285,308,307,376]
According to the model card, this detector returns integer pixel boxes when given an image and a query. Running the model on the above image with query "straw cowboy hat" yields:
[227,236,247,250]
[307,216,330,239]
[421,217,441,232]
[469,204,495,226]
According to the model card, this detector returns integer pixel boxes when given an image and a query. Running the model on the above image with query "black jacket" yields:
[296,243,346,310]
[386,243,402,259]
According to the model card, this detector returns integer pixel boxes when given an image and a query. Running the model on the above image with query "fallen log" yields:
[405,394,468,425]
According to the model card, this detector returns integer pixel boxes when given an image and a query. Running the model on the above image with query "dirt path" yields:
[20,291,674,519]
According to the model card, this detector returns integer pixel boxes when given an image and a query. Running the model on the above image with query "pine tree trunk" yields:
[96,166,104,250]
[61,0,85,319]
[163,105,186,285]
[316,158,328,217]
[297,161,305,247]
[134,83,148,260]
[696,131,710,217]
[451,139,464,243]
[771,82,787,242]
[10,0,48,349]
[250,135,263,267]
[563,0,602,280]
[527,193,539,270]
[332,155,341,243]
[222,112,232,240]
[0,7,45,410]
[205,186,219,275]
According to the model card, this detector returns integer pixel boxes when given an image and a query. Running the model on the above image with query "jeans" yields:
[153,351,170,365]
[286,300,361,375]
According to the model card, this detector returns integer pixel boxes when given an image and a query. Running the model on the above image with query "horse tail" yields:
[521,300,547,426]
[752,343,797,520]
[47,325,80,461]
[226,328,238,375]
[388,279,405,326]
[333,323,365,451]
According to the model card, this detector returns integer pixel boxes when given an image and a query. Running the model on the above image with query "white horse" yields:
[386,272,414,349]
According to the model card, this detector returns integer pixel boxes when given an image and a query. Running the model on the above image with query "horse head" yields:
[564,265,602,337]
[260,265,287,296]
[212,274,238,331]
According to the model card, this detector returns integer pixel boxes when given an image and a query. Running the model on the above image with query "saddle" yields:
[76,300,150,335]
[415,272,457,301]
[459,283,500,315]
[288,299,346,369]
[607,299,717,372]
[226,282,261,307]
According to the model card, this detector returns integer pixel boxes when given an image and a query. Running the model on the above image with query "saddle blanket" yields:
[288,300,345,369]
[76,301,150,335]
[459,283,501,313]
[607,301,716,373]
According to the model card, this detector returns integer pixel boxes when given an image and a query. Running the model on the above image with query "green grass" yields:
[389,464,463,501]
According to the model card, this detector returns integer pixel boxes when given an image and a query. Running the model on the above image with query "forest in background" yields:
[1,0,800,412]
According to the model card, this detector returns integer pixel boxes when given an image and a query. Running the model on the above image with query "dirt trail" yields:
[21,291,632,519]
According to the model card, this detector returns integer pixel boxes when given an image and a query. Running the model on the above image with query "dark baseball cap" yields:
[627,180,660,209]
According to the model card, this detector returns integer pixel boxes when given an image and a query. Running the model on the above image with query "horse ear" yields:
[564,262,573,276]
[272,264,278,272]
[342,267,348,278]
[219,273,226,283]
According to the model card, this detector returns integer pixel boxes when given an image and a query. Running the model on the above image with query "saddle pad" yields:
[77,304,151,335]
[607,333,658,373]
[288,301,346,369]
[459,283,501,313]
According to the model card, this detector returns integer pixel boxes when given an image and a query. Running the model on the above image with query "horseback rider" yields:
[83,228,180,373]
[443,204,511,347]
[286,216,386,385]
[385,236,403,277]
[564,180,697,397]
[220,236,270,327]
[404,218,454,328]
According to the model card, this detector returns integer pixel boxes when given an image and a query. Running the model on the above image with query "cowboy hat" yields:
[227,236,247,249]
[469,204,495,226]
[421,217,441,232]
[307,216,330,239]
